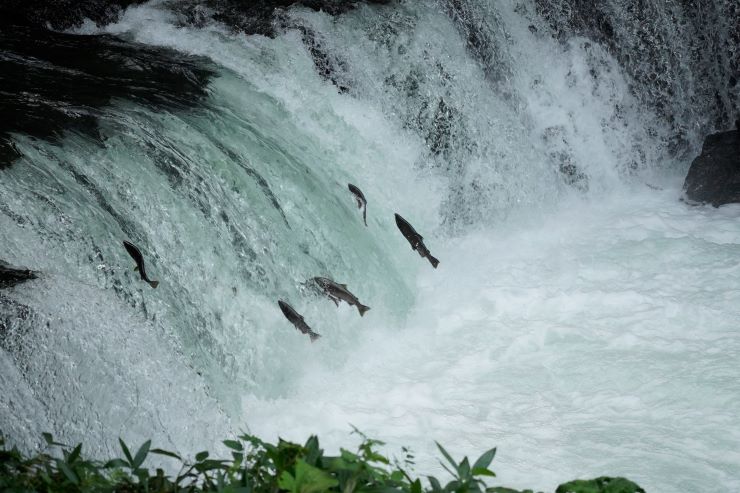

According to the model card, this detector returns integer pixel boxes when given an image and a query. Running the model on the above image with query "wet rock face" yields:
[533,0,739,155]
[0,0,147,31]
[0,0,394,167]
[171,0,392,37]
[0,24,215,168]
[0,0,392,34]
[683,124,740,206]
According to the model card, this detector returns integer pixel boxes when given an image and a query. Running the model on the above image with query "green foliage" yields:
[0,433,644,493]
[555,477,646,493]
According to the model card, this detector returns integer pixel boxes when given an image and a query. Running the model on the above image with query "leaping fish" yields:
[278,300,321,342]
[312,277,370,316]
[122,240,159,288]
[348,183,368,226]
[394,213,440,269]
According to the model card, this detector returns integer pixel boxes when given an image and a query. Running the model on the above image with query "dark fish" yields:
[312,277,370,316]
[278,300,321,342]
[348,183,368,226]
[122,240,159,288]
[394,213,440,269]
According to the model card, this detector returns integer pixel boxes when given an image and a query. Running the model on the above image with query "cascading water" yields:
[1,0,738,491]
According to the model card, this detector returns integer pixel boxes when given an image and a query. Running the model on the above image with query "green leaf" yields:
[304,435,322,465]
[42,432,65,447]
[119,438,134,466]
[135,468,150,484]
[472,467,496,478]
[445,480,462,492]
[428,476,443,493]
[411,479,422,493]
[340,449,359,462]
[195,451,209,462]
[473,448,497,472]
[367,451,390,465]
[57,461,79,485]
[278,459,339,493]
[458,457,471,479]
[104,458,129,469]
[435,442,458,473]
[279,471,297,492]
[40,471,52,485]
[132,440,151,469]
[150,448,183,461]
[224,440,244,451]
[195,459,229,473]
[67,444,82,464]
[486,488,535,493]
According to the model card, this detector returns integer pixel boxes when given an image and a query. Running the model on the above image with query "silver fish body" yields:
[393,214,439,269]
[348,183,368,226]
[123,240,159,288]
[312,277,370,316]
[278,300,320,341]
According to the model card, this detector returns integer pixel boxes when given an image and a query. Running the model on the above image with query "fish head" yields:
[278,300,291,316]
[314,277,331,288]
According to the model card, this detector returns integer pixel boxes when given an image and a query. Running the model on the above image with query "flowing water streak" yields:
[1,0,739,492]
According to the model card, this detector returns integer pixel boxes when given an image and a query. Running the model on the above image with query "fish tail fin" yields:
[428,255,440,269]
[309,332,321,342]
[148,280,160,289]
[358,304,370,317]
[363,207,367,226]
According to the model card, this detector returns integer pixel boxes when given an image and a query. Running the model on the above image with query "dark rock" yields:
[533,0,738,153]
[555,476,645,493]
[683,126,740,206]
[0,1,395,166]
[0,0,147,31]
[0,261,38,289]
[0,24,214,168]
[0,0,394,35]
[441,0,512,93]
[275,20,350,93]
[169,0,393,38]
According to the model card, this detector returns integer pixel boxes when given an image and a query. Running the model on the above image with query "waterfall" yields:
[1,1,738,491]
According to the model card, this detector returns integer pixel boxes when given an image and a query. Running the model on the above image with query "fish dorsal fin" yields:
[340,283,348,289]
[134,266,139,272]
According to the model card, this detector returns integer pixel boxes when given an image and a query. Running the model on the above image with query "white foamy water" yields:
[2,0,739,492]
[243,183,740,492]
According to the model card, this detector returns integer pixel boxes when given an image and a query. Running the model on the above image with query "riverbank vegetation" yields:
[0,431,644,493]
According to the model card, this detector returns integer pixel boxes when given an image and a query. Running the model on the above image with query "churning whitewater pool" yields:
[242,185,740,492]
[1,0,738,492]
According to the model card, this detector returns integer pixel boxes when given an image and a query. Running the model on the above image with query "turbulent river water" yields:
[1,0,738,491]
